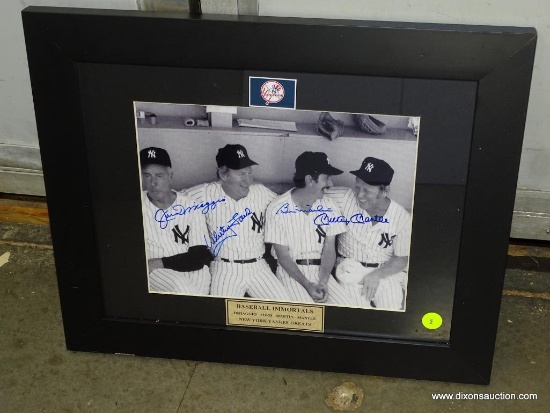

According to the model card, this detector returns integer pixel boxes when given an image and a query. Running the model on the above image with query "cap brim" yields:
[350,169,390,186]
[241,158,258,168]
[296,165,344,178]
[323,165,343,176]
[229,157,258,170]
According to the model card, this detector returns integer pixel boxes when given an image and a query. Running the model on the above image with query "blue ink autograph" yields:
[154,197,226,229]
[275,203,333,215]
[313,212,389,226]
[204,208,253,257]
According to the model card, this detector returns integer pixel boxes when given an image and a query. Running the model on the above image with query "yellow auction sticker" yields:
[422,312,443,330]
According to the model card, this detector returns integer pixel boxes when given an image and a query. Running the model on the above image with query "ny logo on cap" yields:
[236,150,245,158]
[327,157,331,164]
[148,149,156,159]
[365,162,374,172]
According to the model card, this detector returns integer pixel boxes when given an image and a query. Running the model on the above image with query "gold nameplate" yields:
[226,299,324,332]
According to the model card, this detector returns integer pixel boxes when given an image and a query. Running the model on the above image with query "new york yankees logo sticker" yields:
[260,80,285,105]
[249,76,297,109]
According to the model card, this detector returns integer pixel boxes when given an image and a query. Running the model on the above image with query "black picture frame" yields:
[22,6,536,384]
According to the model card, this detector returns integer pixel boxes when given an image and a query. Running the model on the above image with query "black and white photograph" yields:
[135,102,420,312]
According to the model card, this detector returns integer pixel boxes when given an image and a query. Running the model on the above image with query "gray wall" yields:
[0,0,139,195]
[1,0,138,148]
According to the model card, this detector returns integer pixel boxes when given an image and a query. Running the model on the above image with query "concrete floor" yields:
[0,221,548,412]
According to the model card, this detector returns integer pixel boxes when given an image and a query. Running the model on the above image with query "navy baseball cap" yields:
[295,152,343,178]
[350,157,394,186]
[140,147,171,168]
[216,144,258,169]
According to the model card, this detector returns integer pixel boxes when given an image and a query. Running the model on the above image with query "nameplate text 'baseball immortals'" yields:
[226,299,324,332]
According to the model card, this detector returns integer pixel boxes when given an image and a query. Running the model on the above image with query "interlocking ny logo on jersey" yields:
[316,225,327,243]
[172,224,190,244]
[378,232,395,248]
[148,149,156,158]
[251,212,264,233]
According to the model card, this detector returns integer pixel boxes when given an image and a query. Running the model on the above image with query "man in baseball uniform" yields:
[140,147,212,295]
[185,144,291,301]
[265,152,353,305]
[325,157,411,310]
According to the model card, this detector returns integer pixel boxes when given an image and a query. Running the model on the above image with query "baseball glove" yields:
[335,258,369,285]
[353,114,387,135]
[317,112,345,140]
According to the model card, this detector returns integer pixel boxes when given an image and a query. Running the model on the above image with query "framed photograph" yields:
[22,6,536,383]
[135,102,418,315]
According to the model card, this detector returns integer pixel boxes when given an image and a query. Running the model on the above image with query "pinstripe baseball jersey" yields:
[142,190,210,258]
[142,190,210,293]
[325,187,411,265]
[185,182,276,260]
[265,189,347,260]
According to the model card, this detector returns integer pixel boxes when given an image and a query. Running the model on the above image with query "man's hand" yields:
[362,272,380,302]
[306,281,328,302]
[316,279,329,302]
[148,258,164,274]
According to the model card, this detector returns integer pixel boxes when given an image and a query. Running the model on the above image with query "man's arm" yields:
[148,246,213,274]
[362,255,407,301]
[147,258,164,274]
[317,235,337,300]
[272,244,325,302]
[363,204,411,301]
